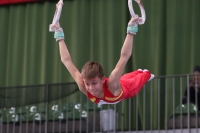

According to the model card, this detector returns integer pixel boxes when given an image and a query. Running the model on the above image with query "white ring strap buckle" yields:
[128,0,146,25]
[49,0,63,32]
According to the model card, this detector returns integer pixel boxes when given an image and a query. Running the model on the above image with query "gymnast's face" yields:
[83,76,105,98]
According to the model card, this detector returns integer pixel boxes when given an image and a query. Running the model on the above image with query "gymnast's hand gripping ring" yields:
[128,0,146,25]
[49,0,63,32]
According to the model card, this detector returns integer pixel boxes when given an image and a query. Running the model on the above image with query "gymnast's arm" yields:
[50,23,87,95]
[58,40,87,95]
[107,17,138,95]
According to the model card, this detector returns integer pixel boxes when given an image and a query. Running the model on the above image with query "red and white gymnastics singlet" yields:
[87,69,153,105]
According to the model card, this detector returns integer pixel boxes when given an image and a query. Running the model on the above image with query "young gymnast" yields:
[50,16,154,105]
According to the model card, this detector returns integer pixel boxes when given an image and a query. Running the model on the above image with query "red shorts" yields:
[120,70,151,98]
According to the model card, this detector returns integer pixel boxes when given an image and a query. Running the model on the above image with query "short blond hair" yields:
[81,61,104,79]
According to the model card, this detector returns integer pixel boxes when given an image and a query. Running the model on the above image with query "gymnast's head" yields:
[81,61,105,96]
[81,61,105,80]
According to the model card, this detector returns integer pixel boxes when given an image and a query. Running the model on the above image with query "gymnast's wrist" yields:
[57,39,65,43]
[54,28,65,42]
[127,26,138,35]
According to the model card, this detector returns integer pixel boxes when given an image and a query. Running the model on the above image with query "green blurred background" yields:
[0,0,199,87]
[0,0,200,130]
